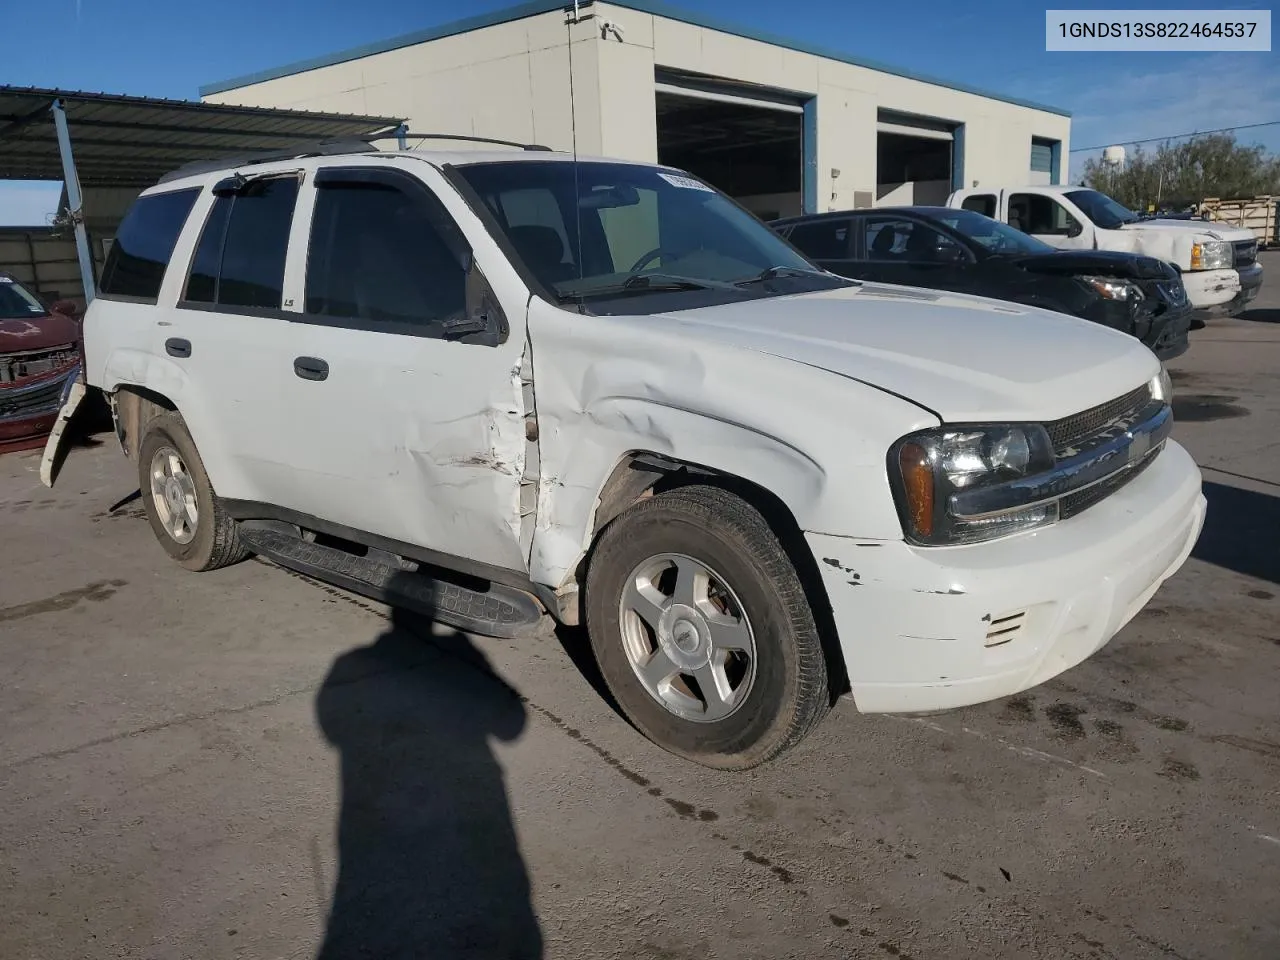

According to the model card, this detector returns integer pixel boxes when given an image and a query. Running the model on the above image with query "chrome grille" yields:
[1045,383,1153,458]
[0,375,64,418]
[1059,444,1161,520]
[0,346,78,384]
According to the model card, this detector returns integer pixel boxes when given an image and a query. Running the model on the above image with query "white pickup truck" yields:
[947,185,1263,319]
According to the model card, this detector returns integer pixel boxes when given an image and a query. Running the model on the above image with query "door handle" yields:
[293,356,329,381]
[165,338,191,358]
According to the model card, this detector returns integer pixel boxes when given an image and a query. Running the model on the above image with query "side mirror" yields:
[50,298,81,318]
[451,262,509,346]
[1067,219,1084,238]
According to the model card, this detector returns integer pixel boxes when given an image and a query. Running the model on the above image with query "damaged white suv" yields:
[64,142,1206,768]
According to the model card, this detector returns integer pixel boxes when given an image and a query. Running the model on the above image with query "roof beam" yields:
[3,134,301,153]
[11,115,374,141]
[0,100,53,141]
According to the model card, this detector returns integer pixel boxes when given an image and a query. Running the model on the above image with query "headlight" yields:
[1078,275,1144,301]
[890,425,1057,546]
[1190,240,1233,270]
[1151,366,1173,403]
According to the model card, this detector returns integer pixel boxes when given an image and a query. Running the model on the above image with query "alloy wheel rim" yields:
[618,552,757,723]
[149,446,199,545]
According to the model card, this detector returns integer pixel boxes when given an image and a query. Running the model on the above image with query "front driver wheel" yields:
[585,485,830,769]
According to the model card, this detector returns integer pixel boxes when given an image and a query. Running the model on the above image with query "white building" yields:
[202,1,1070,221]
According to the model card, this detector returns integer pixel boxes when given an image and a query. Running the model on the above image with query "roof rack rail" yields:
[157,132,553,184]
[382,132,553,152]
[158,139,378,183]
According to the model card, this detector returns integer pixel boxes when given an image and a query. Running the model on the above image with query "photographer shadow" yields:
[315,590,542,960]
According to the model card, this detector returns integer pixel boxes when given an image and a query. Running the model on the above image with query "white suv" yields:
[66,142,1206,768]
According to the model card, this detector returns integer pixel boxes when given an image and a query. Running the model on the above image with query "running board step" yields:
[240,527,544,639]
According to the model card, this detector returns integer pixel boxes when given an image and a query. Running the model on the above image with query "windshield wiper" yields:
[620,273,718,291]
[734,265,835,287]
[555,273,724,303]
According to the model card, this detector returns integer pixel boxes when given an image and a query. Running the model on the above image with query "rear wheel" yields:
[137,413,248,572]
[585,485,830,770]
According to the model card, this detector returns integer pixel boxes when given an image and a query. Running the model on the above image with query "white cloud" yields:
[1014,55,1280,181]
[1071,56,1280,144]
[0,181,63,227]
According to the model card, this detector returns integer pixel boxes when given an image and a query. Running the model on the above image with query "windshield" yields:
[934,209,1055,255]
[452,160,849,311]
[1064,189,1139,229]
[0,276,49,320]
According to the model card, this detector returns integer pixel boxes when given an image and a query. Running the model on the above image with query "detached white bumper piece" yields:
[810,440,1205,713]
[39,371,87,488]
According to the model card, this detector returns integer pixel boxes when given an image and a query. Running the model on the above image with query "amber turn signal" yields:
[898,441,935,538]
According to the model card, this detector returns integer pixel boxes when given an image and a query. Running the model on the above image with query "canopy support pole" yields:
[50,98,96,305]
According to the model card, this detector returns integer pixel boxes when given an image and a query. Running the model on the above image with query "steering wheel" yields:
[628,248,672,273]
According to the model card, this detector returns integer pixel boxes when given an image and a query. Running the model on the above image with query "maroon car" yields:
[0,273,82,453]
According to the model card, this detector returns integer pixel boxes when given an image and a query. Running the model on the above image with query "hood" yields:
[1007,249,1174,281]
[654,283,1159,423]
[1121,218,1254,242]
[0,311,80,353]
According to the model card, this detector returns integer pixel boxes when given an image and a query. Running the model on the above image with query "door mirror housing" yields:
[452,263,509,346]
[1067,219,1084,239]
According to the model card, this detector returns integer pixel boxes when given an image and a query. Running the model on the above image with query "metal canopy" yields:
[0,86,403,188]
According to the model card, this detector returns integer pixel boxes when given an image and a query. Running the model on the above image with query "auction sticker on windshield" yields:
[657,172,716,192]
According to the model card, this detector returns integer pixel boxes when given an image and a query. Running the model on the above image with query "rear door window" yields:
[180,177,298,310]
[99,188,200,301]
[184,196,232,304]
[786,219,852,261]
[217,178,299,308]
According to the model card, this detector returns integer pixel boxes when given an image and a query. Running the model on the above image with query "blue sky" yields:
[2,0,1276,224]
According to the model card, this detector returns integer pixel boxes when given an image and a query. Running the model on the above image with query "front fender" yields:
[529,397,832,586]
[525,300,936,588]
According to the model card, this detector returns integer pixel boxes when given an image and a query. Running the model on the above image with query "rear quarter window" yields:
[99,188,200,301]
[961,194,997,218]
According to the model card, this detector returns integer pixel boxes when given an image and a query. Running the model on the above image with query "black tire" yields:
[585,485,830,770]
[137,412,248,572]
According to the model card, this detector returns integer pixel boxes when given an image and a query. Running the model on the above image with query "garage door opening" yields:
[655,77,804,222]
[876,111,956,207]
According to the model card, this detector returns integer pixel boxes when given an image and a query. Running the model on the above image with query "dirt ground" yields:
[1,252,1277,960]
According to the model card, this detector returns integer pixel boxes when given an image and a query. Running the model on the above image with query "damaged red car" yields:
[0,272,82,453]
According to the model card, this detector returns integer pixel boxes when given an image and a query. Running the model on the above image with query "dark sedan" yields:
[772,206,1192,360]
[0,273,82,453]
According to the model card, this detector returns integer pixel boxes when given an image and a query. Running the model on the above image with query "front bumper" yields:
[808,440,1205,713]
[1182,268,1240,311]
[1145,301,1193,360]
[0,364,80,452]
[1202,262,1264,318]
